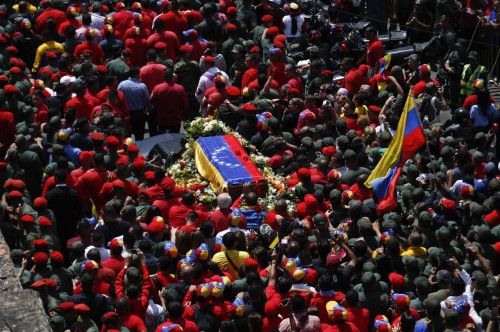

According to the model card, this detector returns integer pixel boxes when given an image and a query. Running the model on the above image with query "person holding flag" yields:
[365,92,427,215]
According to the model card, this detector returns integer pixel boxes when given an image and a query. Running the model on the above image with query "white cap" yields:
[59,75,76,85]
[336,88,349,96]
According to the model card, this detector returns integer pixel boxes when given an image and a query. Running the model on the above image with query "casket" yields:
[194,135,267,198]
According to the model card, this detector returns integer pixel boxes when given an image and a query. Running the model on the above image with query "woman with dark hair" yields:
[470,89,496,131]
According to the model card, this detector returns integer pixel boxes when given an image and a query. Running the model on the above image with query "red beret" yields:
[274,40,285,48]
[460,185,474,198]
[419,64,431,72]
[32,238,49,248]
[127,144,139,153]
[79,151,94,163]
[81,260,99,272]
[154,41,167,50]
[132,158,145,171]
[266,26,279,36]
[4,84,19,94]
[50,251,65,263]
[43,278,57,288]
[97,65,108,73]
[59,301,75,311]
[288,87,300,96]
[249,46,260,54]
[74,303,91,313]
[161,177,176,191]
[12,179,25,190]
[244,257,259,270]
[261,15,273,23]
[20,214,35,223]
[6,46,18,54]
[297,167,311,181]
[368,105,382,114]
[179,44,193,53]
[241,103,257,113]
[388,272,405,291]
[38,216,52,227]
[204,55,215,64]
[225,23,237,32]
[160,0,170,8]
[327,170,341,182]
[144,171,155,180]
[7,190,23,199]
[440,197,456,212]
[39,67,53,76]
[322,69,334,76]
[0,161,7,169]
[321,146,337,158]
[106,135,120,146]
[66,6,78,16]
[227,6,237,15]
[0,75,8,82]
[147,216,165,234]
[268,154,283,168]
[4,178,14,188]
[102,311,119,320]
[304,194,318,213]
[226,86,241,97]
[33,252,49,265]
[109,238,122,250]
[296,202,308,218]
[90,131,105,141]
[31,280,47,289]
[34,196,48,208]
[116,156,129,165]
[326,250,346,268]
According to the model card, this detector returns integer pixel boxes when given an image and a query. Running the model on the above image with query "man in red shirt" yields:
[101,239,126,275]
[75,153,108,211]
[168,191,195,228]
[124,27,147,67]
[150,67,188,133]
[155,0,188,40]
[342,57,362,96]
[65,82,98,119]
[412,64,440,97]
[58,6,82,35]
[241,54,259,89]
[0,93,16,157]
[112,2,134,40]
[140,50,166,93]
[365,26,384,68]
[35,3,66,33]
[345,290,370,332]
[209,193,233,233]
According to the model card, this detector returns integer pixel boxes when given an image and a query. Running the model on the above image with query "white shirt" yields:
[84,245,110,261]
[195,66,230,104]
[282,14,305,38]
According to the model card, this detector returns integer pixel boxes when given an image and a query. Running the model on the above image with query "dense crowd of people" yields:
[0,0,500,331]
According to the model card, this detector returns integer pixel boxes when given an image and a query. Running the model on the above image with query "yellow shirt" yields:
[212,249,249,281]
[33,41,65,71]
[401,246,427,258]
[13,3,37,14]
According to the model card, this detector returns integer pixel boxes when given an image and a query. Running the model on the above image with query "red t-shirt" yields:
[366,39,384,67]
[151,82,188,126]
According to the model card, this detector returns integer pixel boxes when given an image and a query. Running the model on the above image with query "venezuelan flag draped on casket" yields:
[194,135,267,195]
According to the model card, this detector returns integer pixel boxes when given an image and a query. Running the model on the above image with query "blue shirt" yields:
[470,103,495,127]
[117,77,149,111]
[241,207,266,230]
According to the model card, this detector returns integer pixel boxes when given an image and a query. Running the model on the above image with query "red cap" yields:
[297,168,311,181]
[90,131,105,141]
[244,258,259,270]
[147,216,165,234]
[227,6,237,15]
[33,252,49,265]
[38,216,52,227]
[268,154,283,168]
[225,23,237,32]
[250,46,260,54]
[304,194,318,213]
[144,171,155,180]
[226,85,241,97]
[33,197,47,209]
[296,202,308,218]
[288,87,300,96]
[127,144,139,154]
[6,46,18,54]
[59,301,75,311]
[440,197,456,212]
[31,280,47,289]
[179,44,193,53]
[102,311,119,320]
[106,135,120,146]
[97,65,108,73]
[74,303,91,313]
[109,239,122,250]
[161,177,176,191]
[460,185,474,198]
[20,214,35,223]
[321,146,337,158]
[12,179,25,190]
[131,2,142,10]
[274,40,285,48]
[327,170,341,182]
[112,179,125,189]
[115,2,126,10]
[4,84,19,94]
[7,190,23,199]
[79,151,94,164]
[419,64,431,72]
[326,250,346,268]
[262,15,273,23]
[388,272,405,291]
[204,55,215,64]
[50,251,65,263]
[160,0,170,8]
[132,158,145,171]
[241,103,257,113]
[9,67,22,75]
[32,238,49,248]
[266,26,279,36]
